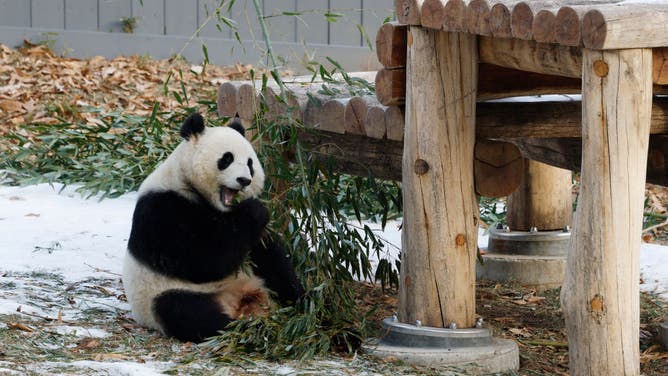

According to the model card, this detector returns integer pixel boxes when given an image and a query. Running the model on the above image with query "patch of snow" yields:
[0,298,49,317]
[640,243,668,300]
[49,325,110,338]
[0,183,136,280]
[0,364,22,375]
[24,360,174,376]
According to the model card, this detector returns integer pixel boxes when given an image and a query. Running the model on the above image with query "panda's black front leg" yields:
[227,198,270,249]
[250,235,305,305]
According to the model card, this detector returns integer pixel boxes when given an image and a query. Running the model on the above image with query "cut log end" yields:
[489,4,512,38]
[474,140,524,198]
[582,10,606,49]
[555,7,581,46]
[420,0,445,30]
[375,69,406,106]
[396,0,421,25]
[467,0,491,36]
[443,0,467,32]
[532,10,556,44]
[511,2,534,40]
[376,22,408,69]
[217,82,238,117]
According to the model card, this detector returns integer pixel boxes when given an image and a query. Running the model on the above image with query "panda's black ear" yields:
[228,115,245,137]
[180,113,205,140]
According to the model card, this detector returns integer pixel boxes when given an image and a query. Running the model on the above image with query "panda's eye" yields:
[218,152,234,170]
[247,158,254,177]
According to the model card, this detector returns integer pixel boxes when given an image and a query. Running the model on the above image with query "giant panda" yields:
[122,113,304,342]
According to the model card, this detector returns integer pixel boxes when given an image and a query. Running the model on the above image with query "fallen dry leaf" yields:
[76,338,101,350]
[93,353,131,361]
[0,99,23,112]
[7,322,34,332]
[508,327,532,338]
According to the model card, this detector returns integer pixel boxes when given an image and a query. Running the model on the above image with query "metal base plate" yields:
[487,225,571,257]
[364,318,519,374]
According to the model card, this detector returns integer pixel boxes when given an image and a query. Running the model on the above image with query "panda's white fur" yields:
[123,254,266,330]
[122,113,303,342]
[138,125,265,211]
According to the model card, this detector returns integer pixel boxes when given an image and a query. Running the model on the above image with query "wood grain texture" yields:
[654,48,668,85]
[443,0,468,32]
[396,0,425,25]
[555,6,584,46]
[479,36,582,78]
[510,2,534,40]
[399,27,478,328]
[375,68,406,106]
[298,131,403,181]
[532,9,557,43]
[474,140,524,197]
[365,105,388,139]
[344,96,373,135]
[506,160,572,231]
[561,47,652,376]
[385,105,405,141]
[217,82,238,117]
[236,83,258,121]
[420,0,446,29]
[489,2,513,37]
[582,4,668,49]
[511,136,668,187]
[467,0,491,35]
[376,64,582,104]
[376,22,408,69]
[478,98,668,139]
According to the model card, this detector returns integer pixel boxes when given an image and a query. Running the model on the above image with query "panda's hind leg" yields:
[152,289,232,342]
[250,235,305,305]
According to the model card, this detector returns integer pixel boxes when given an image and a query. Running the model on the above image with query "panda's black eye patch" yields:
[247,158,254,177]
[218,152,234,170]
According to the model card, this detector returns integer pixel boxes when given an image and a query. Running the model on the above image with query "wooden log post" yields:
[506,160,572,231]
[561,48,652,375]
[399,26,478,328]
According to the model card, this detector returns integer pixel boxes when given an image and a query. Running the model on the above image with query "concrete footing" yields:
[477,253,566,290]
[363,318,519,374]
[477,226,570,290]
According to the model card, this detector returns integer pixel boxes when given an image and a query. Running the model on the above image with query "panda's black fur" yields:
[122,113,303,342]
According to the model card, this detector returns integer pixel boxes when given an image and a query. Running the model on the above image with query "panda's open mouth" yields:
[220,186,239,206]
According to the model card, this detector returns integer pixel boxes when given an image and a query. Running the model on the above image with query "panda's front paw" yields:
[234,198,270,231]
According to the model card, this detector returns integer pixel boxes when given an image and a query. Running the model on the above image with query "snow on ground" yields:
[2,183,667,299]
[0,183,667,374]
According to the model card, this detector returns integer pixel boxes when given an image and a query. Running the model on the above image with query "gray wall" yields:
[0,0,393,72]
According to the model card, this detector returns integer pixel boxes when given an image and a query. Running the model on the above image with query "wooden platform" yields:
[382,1,668,375]
[217,2,668,373]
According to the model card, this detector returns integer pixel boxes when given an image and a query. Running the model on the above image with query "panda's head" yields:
[178,113,265,212]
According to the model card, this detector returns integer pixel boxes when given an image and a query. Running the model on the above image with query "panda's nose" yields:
[236,177,251,187]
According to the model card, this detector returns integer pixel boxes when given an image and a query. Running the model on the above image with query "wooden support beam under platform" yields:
[299,131,668,188]
[376,21,668,84]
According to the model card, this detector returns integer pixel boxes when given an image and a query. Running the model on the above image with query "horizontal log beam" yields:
[511,136,668,187]
[478,98,668,139]
[376,64,582,106]
[406,0,668,49]
[300,130,668,188]
[298,130,403,181]
[375,21,668,84]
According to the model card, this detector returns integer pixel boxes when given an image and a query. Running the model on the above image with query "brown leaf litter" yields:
[0,42,266,135]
